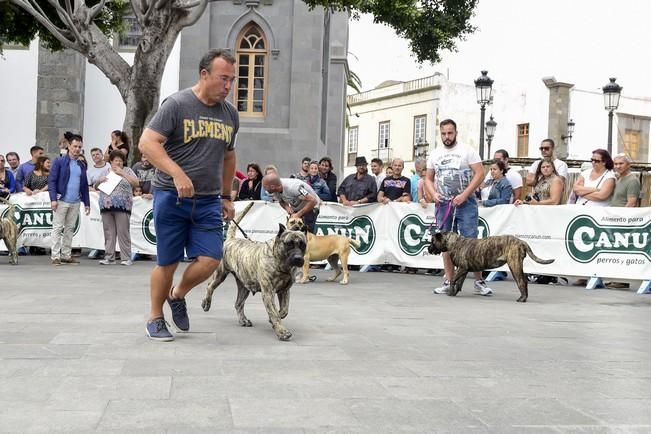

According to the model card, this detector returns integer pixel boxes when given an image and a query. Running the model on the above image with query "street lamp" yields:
[474,70,494,159]
[414,137,429,159]
[602,78,622,154]
[485,115,497,159]
[561,118,575,143]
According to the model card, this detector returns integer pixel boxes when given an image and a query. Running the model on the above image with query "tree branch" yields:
[177,0,208,27]
[86,0,108,26]
[11,0,79,49]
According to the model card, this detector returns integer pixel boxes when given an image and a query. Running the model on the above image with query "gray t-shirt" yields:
[610,173,640,207]
[147,88,239,195]
[273,178,320,212]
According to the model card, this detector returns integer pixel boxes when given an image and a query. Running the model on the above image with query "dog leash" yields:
[230,219,249,240]
[427,200,455,234]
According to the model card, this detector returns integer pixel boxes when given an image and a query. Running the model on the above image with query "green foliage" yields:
[0,1,129,52]
[303,0,477,64]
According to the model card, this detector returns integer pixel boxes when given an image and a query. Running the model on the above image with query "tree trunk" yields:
[121,12,186,165]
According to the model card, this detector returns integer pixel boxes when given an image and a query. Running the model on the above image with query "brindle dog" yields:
[201,203,307,341]
[0,199,19,265]
[428,232,554,302]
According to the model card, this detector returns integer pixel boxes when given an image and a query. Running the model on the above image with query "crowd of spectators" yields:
[1,129,645,278]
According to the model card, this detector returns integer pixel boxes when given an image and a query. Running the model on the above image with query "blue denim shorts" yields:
[435,198,479,238]
[153,189,224,266]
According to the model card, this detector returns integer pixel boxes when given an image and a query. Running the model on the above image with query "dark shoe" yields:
[61,257,80,264]
[167,290,189,332]
[145,318,174,342]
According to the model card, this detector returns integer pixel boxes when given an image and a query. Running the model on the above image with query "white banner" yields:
[1,194,649,280]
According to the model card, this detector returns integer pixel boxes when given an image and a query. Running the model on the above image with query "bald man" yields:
[262,174,320,233]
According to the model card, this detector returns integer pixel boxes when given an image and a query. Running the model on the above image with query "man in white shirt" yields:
[424,118,494,296]
[489,149,523,202]
[370,158,385,191]
[86,147,110,191]
[526,139,568,186]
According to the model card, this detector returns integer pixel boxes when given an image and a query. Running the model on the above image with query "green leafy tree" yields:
[1,0,476,154]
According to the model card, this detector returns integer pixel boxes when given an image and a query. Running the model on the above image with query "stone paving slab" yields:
[1,255,650,432]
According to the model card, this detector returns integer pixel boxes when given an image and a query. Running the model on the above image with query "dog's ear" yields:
[277,223,286,238]
[434,232,443,241]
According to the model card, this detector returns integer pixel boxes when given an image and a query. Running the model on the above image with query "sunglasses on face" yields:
[539,147,551,151]
[591,159,603,163]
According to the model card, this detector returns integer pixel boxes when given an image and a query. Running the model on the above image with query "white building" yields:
[345,74,651,175]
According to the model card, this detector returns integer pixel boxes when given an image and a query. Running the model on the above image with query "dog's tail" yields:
[227,202,254,239]
[348,237,361,249]
[525,243,554,264]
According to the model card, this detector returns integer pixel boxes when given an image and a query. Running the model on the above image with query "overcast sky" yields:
[348,0,651,97]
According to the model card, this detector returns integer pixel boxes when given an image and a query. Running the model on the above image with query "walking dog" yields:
[0,198,19,265]
[201,203,307,341]
[428,232,554,302]
[286,217,361,285]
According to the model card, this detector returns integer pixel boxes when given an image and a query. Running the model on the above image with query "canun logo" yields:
[398,214,490,256]
[141,210,156,245]
[1,204,80,235]
[398,214,433,256]
[478,216,490,238]
[565,215,650,263]
[315,215,375,254]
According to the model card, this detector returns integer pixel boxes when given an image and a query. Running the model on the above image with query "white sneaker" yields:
[121,260,133,266]
[98,259,115,265]
[433,279,450,294]
[474,280,493,296]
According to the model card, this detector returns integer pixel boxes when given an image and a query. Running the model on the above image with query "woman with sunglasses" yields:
[572,149,616,206]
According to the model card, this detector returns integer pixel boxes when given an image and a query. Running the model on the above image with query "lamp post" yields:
[561,118,575,144]
[414,138,429,159]
[474,70,494,160]
[602,78,622,154]
[485,115,497,159]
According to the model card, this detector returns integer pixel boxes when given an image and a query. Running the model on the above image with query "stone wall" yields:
[35,45,86,155]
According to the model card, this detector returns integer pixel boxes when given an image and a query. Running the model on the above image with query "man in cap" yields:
[337,156,377,206]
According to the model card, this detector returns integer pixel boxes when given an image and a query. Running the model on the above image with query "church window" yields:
[236,23,268,116]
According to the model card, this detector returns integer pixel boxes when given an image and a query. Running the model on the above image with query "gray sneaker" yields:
[99,259,116,265]
[474,280,493,296]
[433,279,450,294]
[145,318,174,342]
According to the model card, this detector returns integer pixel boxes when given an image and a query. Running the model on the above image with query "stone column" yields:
[542,77,574,159]
[35,45,86,155]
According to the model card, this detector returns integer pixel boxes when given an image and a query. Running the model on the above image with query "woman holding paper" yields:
[95,150,139,266]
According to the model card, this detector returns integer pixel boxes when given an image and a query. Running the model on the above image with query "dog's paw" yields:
[517,297,527,303]
[201,299,211,312]
[277,329,293,341]
[339,280,348,285]
[239,318,253,327]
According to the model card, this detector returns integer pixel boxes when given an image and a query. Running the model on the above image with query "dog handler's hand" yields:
[173,172,194,198]
[222,199,235,220]
[51,201,57,211]
[452,193,467,207]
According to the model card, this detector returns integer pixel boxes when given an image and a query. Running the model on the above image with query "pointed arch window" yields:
[235,23,268,117]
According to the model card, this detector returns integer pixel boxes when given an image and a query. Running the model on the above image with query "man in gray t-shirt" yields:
[139,49,239,342]
[263,174,320,233]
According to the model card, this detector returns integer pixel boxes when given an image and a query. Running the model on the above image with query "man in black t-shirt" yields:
[378,158,411,203]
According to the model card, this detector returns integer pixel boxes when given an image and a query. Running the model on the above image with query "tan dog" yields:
[286,217,361,285]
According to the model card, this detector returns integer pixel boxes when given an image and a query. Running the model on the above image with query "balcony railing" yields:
[347,75,441,105]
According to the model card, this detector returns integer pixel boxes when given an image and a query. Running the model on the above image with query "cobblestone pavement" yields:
[1,256,650,433]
